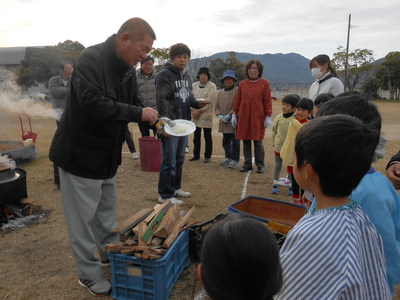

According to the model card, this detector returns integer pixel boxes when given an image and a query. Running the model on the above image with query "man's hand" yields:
[387,163,400,190]
[141,107,158,125]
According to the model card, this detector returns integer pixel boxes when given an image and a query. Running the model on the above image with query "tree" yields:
[375,51,400,100]
[16,40,85,88]
[332,46,374,91]
[361,77,380,99]
[150,47,169,72]
[209,52,246,88]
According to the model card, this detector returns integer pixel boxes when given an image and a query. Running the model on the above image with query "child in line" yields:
[275,114,391,299]
[271,94,299,195]
[313,92,400,296]
[280,98,314,204]
[214,70,240,169]
[198,213,282,300]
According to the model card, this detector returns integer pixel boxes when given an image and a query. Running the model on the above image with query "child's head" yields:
[282,94,300,114]
[295,98,314,120]
[199,213,282,300]
[295,114,379,197]
[316,91,381,132]
[314,93,334,110]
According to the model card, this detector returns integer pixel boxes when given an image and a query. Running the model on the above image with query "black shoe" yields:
[240,167,253,172]
[204,158,211,163]
[257,167,265,174]
[189,157,199,161]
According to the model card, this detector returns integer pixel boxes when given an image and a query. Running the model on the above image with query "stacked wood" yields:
[105,201,197,260]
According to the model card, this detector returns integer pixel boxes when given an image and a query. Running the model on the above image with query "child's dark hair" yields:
[200,213,282,300]
[296,97,314,111]
[314,93,334,108]
[316,91,381,132]
[169,43,191,60]
[295,114,379,197]
[282,94,300,108]
[309,54,338,77]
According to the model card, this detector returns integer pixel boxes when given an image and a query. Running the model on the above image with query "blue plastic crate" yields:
[108,230,189,300]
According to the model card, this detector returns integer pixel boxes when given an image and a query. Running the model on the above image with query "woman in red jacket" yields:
[232,60,272,173]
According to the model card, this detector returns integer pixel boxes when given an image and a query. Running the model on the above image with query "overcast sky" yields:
[0,0,398,60]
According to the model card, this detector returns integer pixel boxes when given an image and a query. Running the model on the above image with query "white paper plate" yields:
[164,119,196,136]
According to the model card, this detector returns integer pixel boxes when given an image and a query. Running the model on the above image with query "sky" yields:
[0,0,399,60]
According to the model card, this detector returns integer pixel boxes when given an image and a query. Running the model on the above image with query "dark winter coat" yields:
[155,62,200,120]
[49,34,144,179]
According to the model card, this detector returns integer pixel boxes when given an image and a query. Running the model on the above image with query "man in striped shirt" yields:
[275,115,391,299]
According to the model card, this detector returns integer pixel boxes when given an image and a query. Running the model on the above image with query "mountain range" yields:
[193,52,315,83]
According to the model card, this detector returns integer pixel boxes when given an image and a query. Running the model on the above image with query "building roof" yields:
[0,46,45,65]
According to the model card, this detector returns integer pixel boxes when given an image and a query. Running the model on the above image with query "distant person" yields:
[49,18,157,296]
[275,115,391,299]
[125,128,139,159]
[189,67,217,163]
[387,151,400,190]
[49,62,73,114]
[137,55,157,137]
[313,92,400,295]
[156,43,204,205]
[280,98,314,204]
[214,70,240,168]
[309,54,344,101]
[199,213,282,300]
[271,94,299,195]
[232,59,272,173]
[48,62,73,187]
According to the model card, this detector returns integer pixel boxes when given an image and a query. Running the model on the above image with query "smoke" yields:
[0,67,62,120]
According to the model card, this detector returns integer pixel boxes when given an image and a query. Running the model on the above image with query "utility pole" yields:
[344,14,351,91]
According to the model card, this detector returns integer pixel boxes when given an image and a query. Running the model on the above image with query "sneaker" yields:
[132,152,139,159]
[278,176,291,187]
[174,189,191,198]
[287,187,293,196]
[271,184,280,194]
[158,196,184,205]
[78,277,111,296]
[228,160,239,168]
[219,158,230,166]
[204,158,211,163]
[185,146,189,153]
[100,260,110,267]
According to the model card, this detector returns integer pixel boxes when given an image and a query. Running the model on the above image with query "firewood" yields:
[163,206,196,248]
[143,202,172,243]
[154,204,180,238]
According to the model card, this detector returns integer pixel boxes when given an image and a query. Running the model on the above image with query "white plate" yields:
[164,119,196,136]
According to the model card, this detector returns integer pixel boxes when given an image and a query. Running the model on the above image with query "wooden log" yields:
[143,202,172,243]
[163,206,196,248]
[154,204,180,238]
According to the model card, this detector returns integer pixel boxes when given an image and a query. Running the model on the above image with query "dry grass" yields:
[0,100,399,299]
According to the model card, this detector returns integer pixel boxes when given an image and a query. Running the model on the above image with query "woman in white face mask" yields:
[309,54,344,101]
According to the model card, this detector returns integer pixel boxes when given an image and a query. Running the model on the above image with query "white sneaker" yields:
[132,152,139,159]
[219,158,230,166]
[185,146,189,153]
[158,196,184,205]
[174,188,191,198]
[278,175,291,187]
[228,160,239,168]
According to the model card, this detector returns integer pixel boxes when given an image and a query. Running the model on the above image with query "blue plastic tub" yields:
[108,230,189,300]
[228,195,306,226]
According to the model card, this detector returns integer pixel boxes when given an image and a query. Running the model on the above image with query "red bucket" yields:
[18,114,37,144]
[138,137,162,172]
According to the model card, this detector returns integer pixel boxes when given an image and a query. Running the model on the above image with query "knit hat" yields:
[197,67,211,80]
[221,70,237,82]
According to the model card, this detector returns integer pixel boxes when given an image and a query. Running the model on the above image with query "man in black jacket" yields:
[49,17,157,296]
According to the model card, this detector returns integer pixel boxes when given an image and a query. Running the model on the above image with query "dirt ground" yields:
[0,100,399,299]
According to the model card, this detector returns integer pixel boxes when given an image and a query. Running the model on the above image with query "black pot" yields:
[0,168,28,205]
